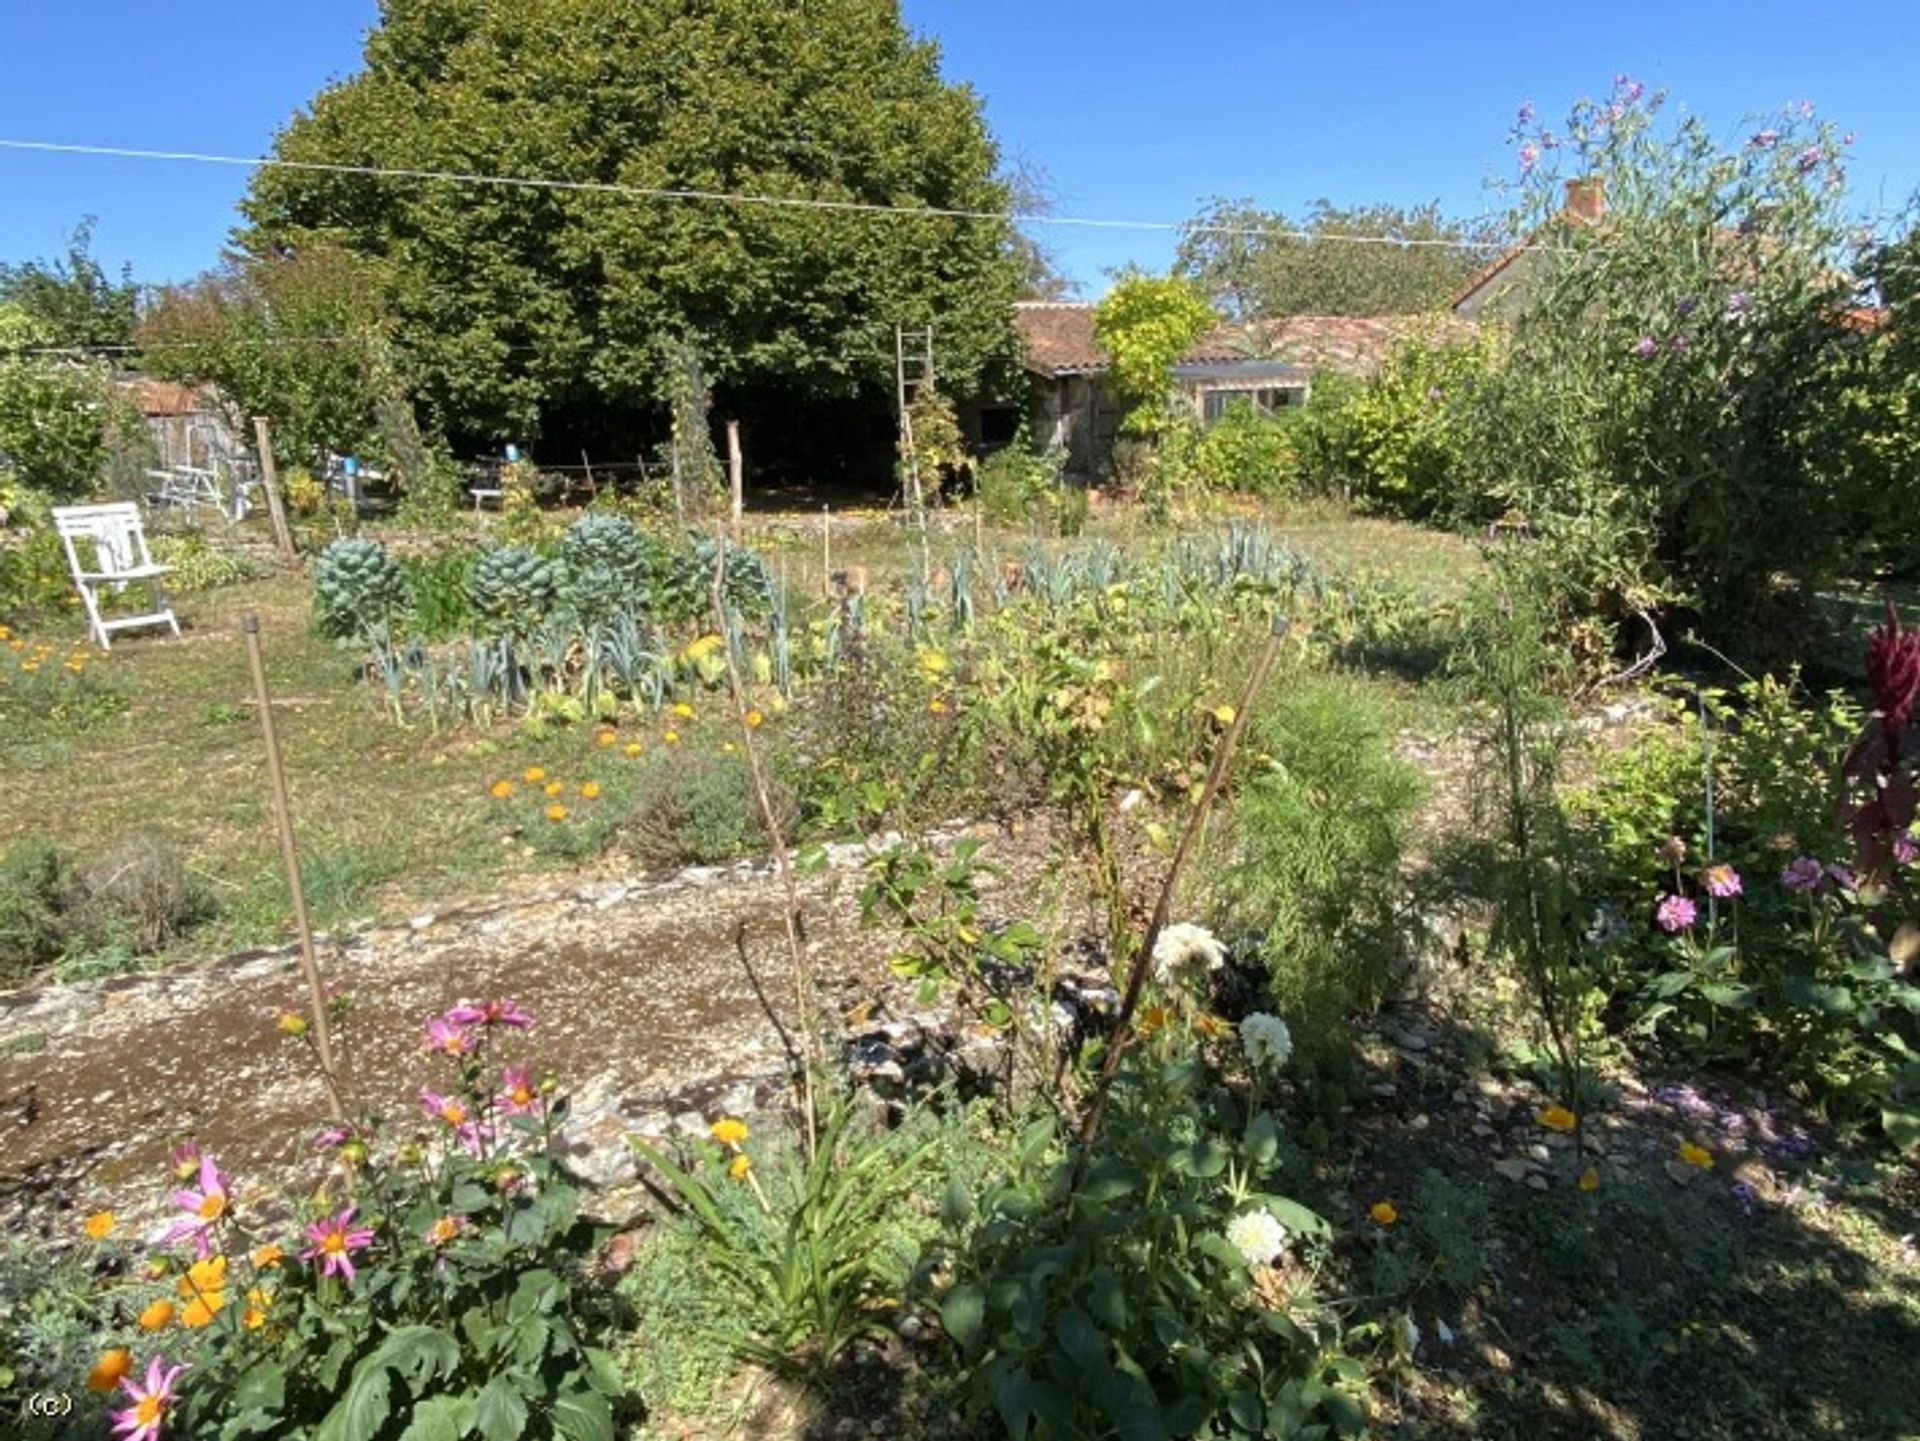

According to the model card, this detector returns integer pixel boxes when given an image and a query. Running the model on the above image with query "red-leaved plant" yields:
[1841,600,1920,880]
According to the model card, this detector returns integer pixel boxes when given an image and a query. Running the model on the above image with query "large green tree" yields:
[1175,198,1494,319]
[238,0,1024,448]
[0,220,139,353]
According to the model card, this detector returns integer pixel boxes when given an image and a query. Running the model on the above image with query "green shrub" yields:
[1219,675,1425,1081]
[927,1020,1364,1437]
[0,522,78,622]
[975,440,1074,533]
[312,537,407,644]
[0,839,72,984]
[397,546,478,640]
[626,750,785,868]
[1194,399,1302,497]
[558,513,662,625]
[147,532,262,593]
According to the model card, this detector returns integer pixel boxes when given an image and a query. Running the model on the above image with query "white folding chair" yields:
[51,502,181,650]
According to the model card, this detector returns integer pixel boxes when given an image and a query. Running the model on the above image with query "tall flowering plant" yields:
[61,998,629,1439]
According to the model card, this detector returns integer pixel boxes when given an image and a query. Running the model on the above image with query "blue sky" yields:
[2,1,1916,293]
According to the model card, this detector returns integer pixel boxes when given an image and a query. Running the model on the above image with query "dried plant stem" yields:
[1067,615,1289,1199]
[711,529,819,1159]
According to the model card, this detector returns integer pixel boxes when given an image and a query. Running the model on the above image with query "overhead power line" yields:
[0,136,1529,252]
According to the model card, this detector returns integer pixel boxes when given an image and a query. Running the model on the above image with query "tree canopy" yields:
[0,220,139,353]
[1175,198,1495,319]
[238,0,1026,450]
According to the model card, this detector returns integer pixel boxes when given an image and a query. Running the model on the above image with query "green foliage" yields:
[0,220,137,350]
[313,537,409,644]
[0,1231,120,1438]
[0,628,131,739]
[1192,399,1302,498]
[928,1038,1364,1438]
[147,532,265,593]
[1220,675,1425,1080]
[1291,332,1499,519]
[238,0,1024,445]
[974,439,1076,534]
[661,535,775,624]
[558,514,661,628]
[630,1089,944,1382]
[1177,197,1494,319]
[626,750,781,869]
[0,838,72,984]
[1092,273,1218,436]
[398,547,479,641]
[128,1015,632,1440]
[0,304,147,502]
[1457,78,1874,643]
[468,545,559,636]
[141,247,400,473]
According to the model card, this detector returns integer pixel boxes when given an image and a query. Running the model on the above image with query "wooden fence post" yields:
[251,416,298,566]
[728,420,744,541]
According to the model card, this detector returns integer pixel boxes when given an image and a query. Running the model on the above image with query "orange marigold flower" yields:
[745,709,764,728]
[1369,1201,1399,1227]
[137,1299,175,1330]
[251,1243,284,1269]
[545,803,568,822]
[710,1116,749,1147]
[523,766,546,783]
[1678,1140,1713,1169]
[594,729,617,747]
[729,1154,752,1180]
[489,779,514,799]
[580,781,600,799]
[670,701,695,720]
[663,729,680,745]
[87,1348,133,1393]
[1537,1104,1578,1133]
[543,780,564,796]
[83,1210,114,1240]
[181,1292,224,1328]
[623,741,642,757]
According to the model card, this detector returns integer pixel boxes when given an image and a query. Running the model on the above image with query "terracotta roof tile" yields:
[1013,302,1459,378]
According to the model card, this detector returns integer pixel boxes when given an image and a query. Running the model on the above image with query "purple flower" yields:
[1842,131,1855,146]
[424,1016,474,1057]
[1541,129,1558,149]
[1701,863,1743,898]
[302,1206,376,1283]
[1518,142,1539,173]
[1781,855,1824,891]
[1656,894,1698,932]
[162,1153,230,1257]
[1751,128,1780,149]
[1726,291,1751,317]
[444,997,533,1029]
[1895,832,1919,865]
[1632,336,1660,359]
[1796,146,1821,174]
[1676,296,1697,317]
[1517,100,1535,126]
[1794,100,1816,118]
[1669,334,1689,352]
[1826,863,1857,891]
[1732,1181,1759,1215]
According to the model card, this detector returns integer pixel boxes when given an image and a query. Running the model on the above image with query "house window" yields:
[1201,386,1305,422]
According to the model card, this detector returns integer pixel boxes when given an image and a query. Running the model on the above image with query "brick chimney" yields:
[1564,176,1605,224]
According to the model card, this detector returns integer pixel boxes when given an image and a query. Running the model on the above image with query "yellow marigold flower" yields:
[1135,1003,1172,1037]
[594,728,617,747]
[1369,1201,1399,1227]
[243,1287,272,1329]
[670,701,695,719]
[87,1348,133,1393]
[523,766,546,783]
[728,1154,752,1181]
[276,1010,307,1035]
[580,781,600,799]
[137,1299,175,1330]
[1537,1104,1578,1133]
[1678,1140,1713,1169]
[663,729,680,745]
[1578,1166,1601,1192]
[710,1116,749,1147]
[177,1255,227,1298]
[929,697,949,714]
[181,1292,224,1328]
[745,708,764,728]
[545,803,568,822]
[0,624,9,639]
[544,780,564,796]
[489,779,514,799]
[426,1215,462,1247]
[623,741,642,757]
[721,741,736,754]
[251,1243,284,1269]
[83,1210,114,1240]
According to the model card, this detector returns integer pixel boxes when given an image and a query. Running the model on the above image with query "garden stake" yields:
[1700,689,1718,930]
[711,529,819,1160]
[822,505,832,599]
[1067,613,1290,1203]
[243,612,346,1122]
[251,416,298,567]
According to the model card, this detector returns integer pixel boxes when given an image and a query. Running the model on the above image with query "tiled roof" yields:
[1249,313,1479,376]
[118,376,215,417]
[1013,301,1266,377]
